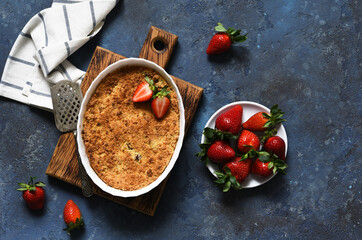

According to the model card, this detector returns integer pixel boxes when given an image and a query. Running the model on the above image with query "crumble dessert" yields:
[81,66,180,191]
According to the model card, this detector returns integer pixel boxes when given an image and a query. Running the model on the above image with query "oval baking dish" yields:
[77,58,185,198]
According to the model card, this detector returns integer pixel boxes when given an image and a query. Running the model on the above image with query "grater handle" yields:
[73,131,93,197]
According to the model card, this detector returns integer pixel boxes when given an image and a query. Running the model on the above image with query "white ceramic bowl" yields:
[77,58,185,197]
[202,101,288,188]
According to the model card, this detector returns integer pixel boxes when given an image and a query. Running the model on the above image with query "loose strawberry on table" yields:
[206,23,248,55]
[215,105,243,135]
[17,177,45,210]
[63,199,84,235]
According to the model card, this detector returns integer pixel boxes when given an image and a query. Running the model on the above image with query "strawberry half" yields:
[151,86,171,119]
[206,23,247,55]
[237,130,261,153]
[214,157,252,192]
[207,140,235,163]
[132,76,157,102]
[63,200,84,235]
[17,177,45,210]
[215,105,243,135]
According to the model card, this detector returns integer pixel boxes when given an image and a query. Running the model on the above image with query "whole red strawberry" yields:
[63,200,84,235]
[151,86,171,119]
[206,23,247,55]
[215,105,243,135]
[252,158,273,178]
[224,157,252,183]
[264,136,286,160]
[242,104,286,132]
[207,140,235,163]
[17,177,45,210]
[237,130,260,153]
[214,156,252,192]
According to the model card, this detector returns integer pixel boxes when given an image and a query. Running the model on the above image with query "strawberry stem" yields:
[214,167,242,192]
[17,177,45,192]
[63,217,84,235]
[214,23,248,44]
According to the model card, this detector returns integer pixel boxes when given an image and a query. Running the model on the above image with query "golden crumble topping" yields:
[82,66,180,191]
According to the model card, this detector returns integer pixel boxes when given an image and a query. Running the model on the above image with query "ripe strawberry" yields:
[215,105,243,135]
[242,112,268,131]
[151,86,171,119]
[214,157,252,192]
[237,130,260,153]
[63,200,84,234]
[17,177,45,210]
[132,76,157,102]
[242,104,286,132]
[251,158,273,178]
[224,157,252,183]
[206,23,247,55]
[196,127,238,163]
[264,136,286,160]
[207,140,235,163]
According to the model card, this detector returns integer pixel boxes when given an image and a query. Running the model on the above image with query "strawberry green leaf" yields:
[261,129,278,143]
[223,181,231,192]
[203,127,216,139]
[215,23,227,32]
[18,183,28,188]
[35,182,46,187]
[224,166,232,175]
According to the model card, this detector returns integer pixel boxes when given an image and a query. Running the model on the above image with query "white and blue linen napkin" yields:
[0,0,117,111]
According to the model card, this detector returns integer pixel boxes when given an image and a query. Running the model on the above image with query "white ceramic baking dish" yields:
[77,58,185,198]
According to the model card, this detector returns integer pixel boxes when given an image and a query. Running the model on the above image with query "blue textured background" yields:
[0,0,361,239]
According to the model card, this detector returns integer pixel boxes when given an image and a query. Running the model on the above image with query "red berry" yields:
[206,23,247,55]
[63,200,84,234]
[224,157,252,183]
[17,177,45,210]
[151,95,170,119]
[251,158,273,177]
[132,82,153,102]
[207,140,235,163]
[207,32,232,55]
[242,112,269,131]
[264,136,286,160]
[215,105,243,135]
[237,130,260,153]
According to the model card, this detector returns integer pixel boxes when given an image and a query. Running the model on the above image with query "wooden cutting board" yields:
[46,26,203,216]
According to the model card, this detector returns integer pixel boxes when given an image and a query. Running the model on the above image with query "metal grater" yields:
[51,80,93,197]
[51,81,82,132]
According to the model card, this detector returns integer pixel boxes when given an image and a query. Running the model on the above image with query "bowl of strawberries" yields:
[197,101,288,192]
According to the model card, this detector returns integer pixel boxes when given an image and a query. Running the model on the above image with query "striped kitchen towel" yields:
[0,0,117,111]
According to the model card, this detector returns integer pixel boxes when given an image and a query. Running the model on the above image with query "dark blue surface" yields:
[0,0,361,239]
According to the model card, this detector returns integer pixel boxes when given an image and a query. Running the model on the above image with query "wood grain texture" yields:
[46,27,203,216]
[139,26,178,68]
